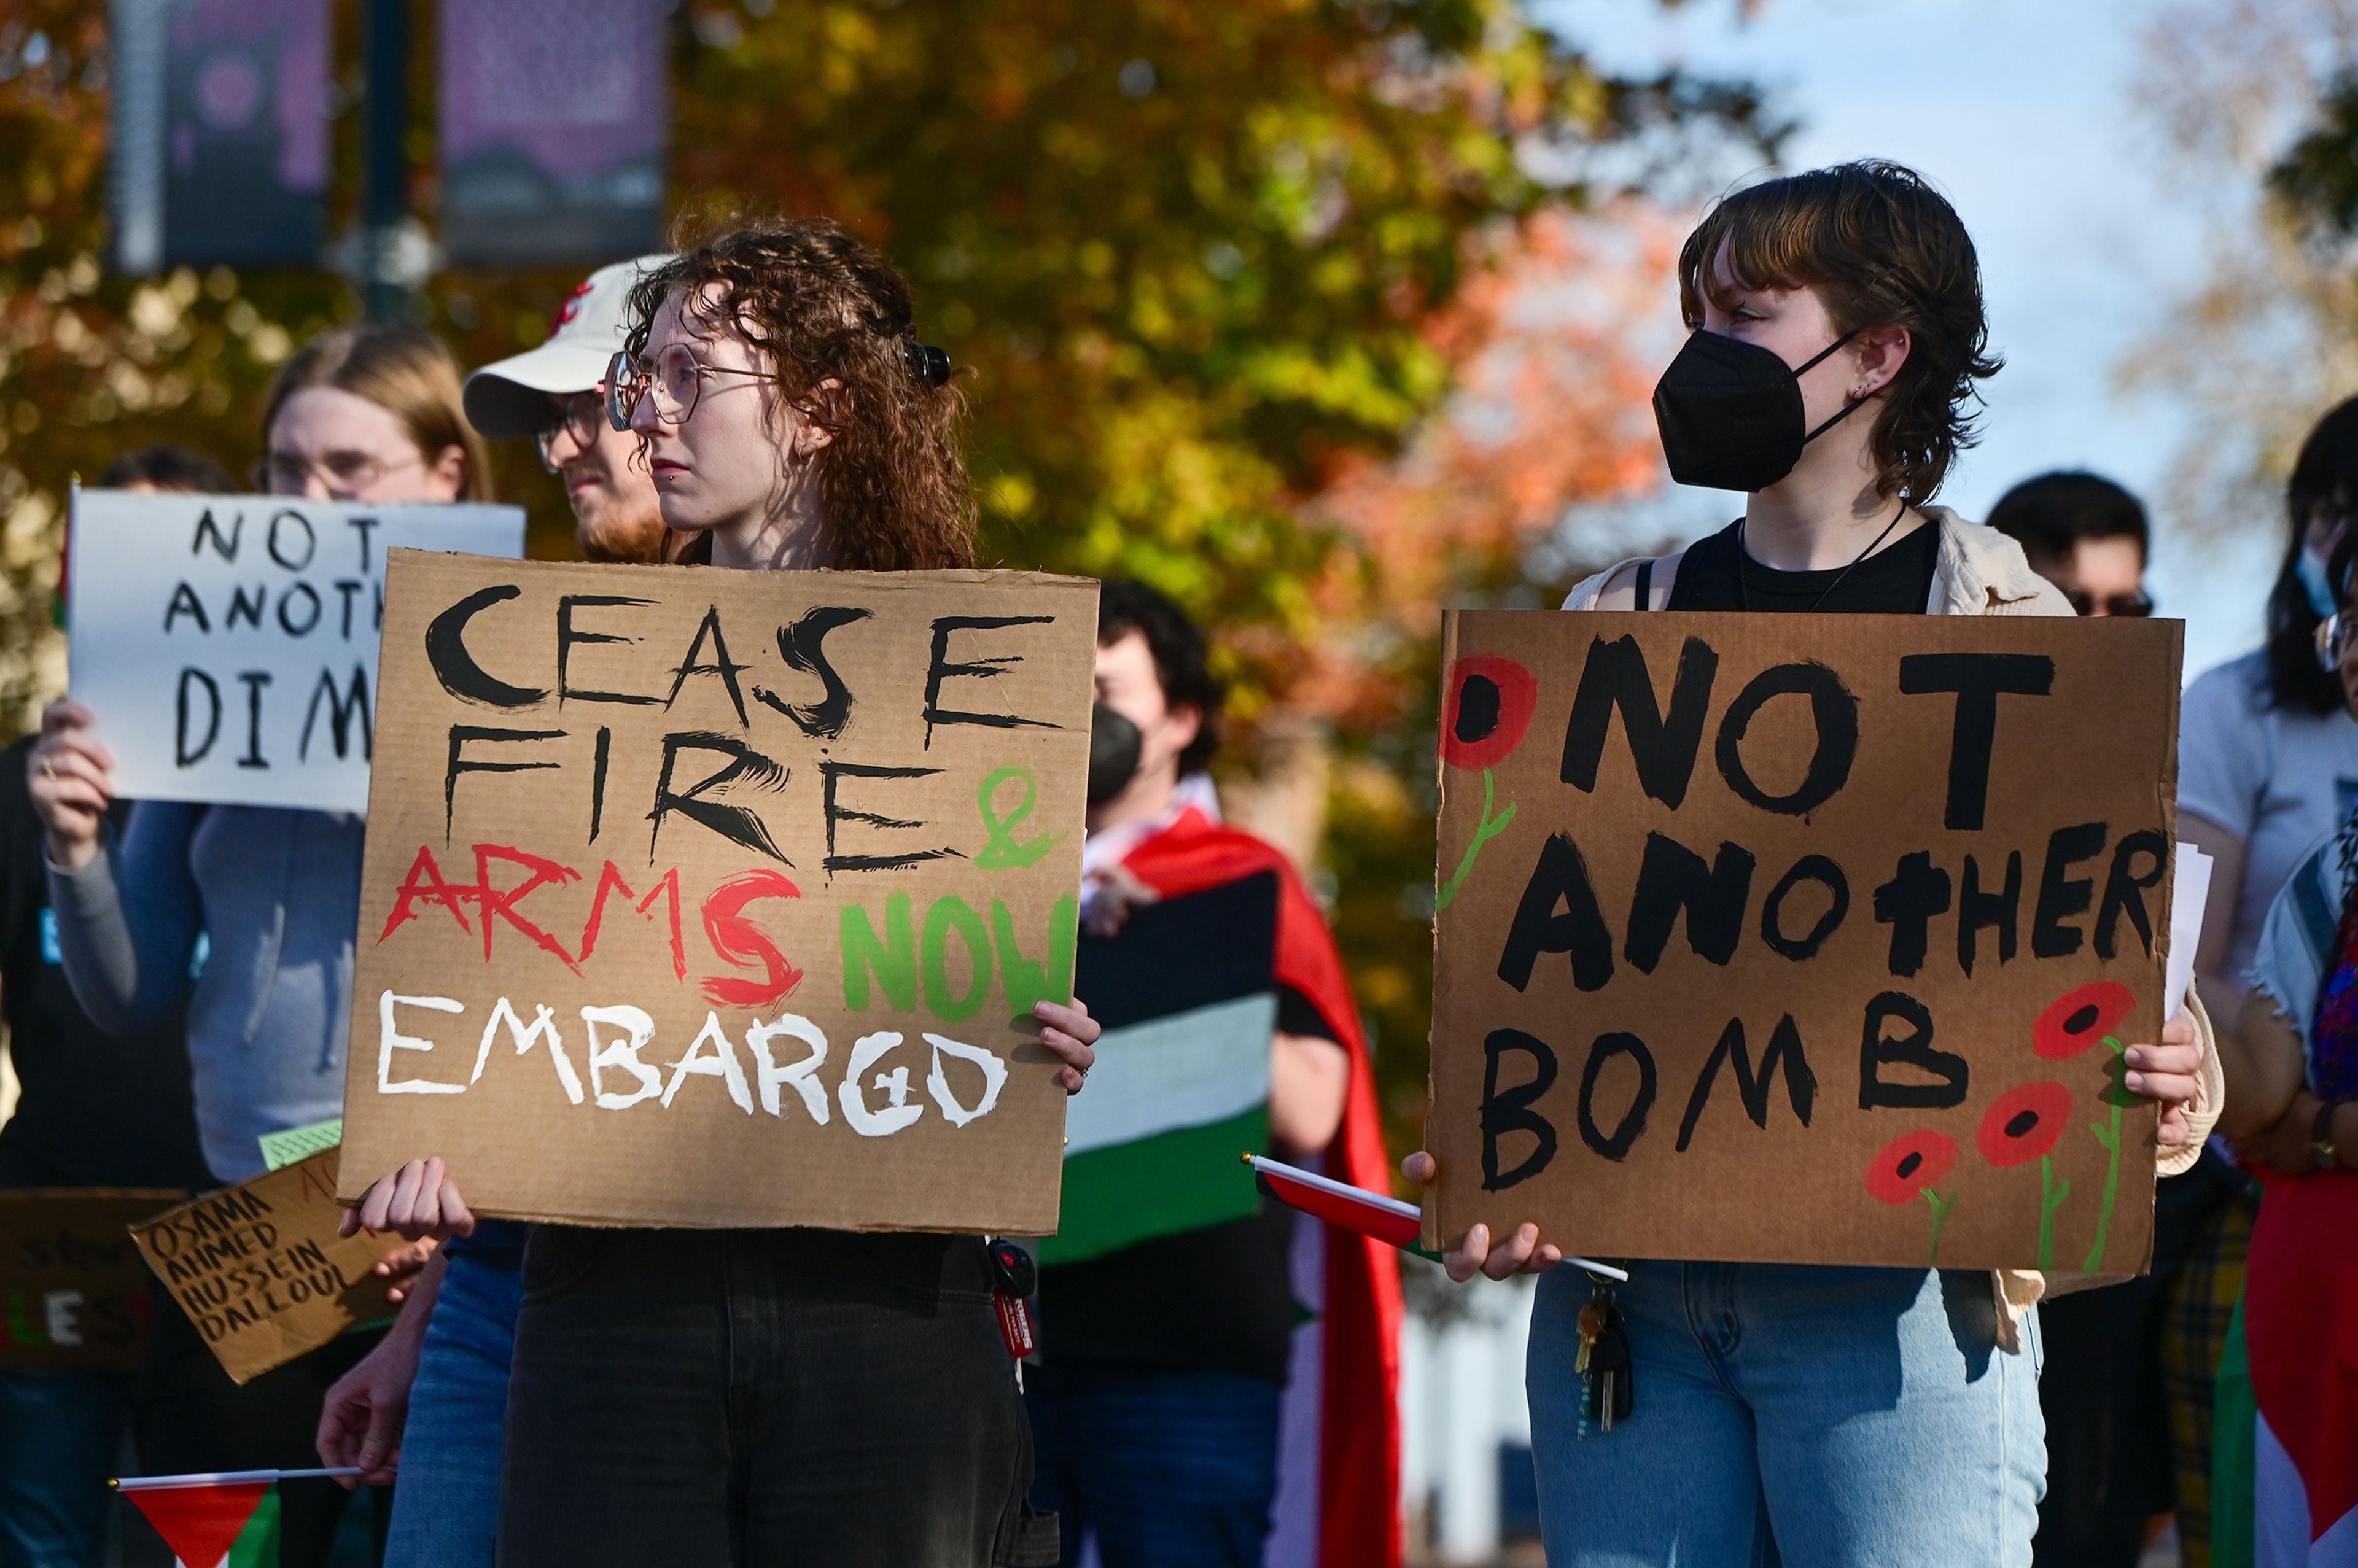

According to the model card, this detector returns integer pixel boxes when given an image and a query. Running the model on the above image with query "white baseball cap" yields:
[462,254,673,441]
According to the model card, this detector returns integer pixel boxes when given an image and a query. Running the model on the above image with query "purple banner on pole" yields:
[437,0,668,266]
[110,0,332,273]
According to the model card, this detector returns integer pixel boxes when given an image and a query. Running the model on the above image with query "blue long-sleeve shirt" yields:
[47,802,361,1182]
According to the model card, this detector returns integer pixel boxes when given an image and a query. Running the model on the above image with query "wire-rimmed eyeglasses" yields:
[604,346,780,431]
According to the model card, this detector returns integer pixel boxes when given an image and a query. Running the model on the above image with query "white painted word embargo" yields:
[377,992,1010,1137]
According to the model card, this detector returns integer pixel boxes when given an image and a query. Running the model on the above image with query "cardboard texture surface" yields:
[130,1152,407,1385]
[66,489,524,813]
[0,1189,184,1371]
[1426,612,2183,1272]
[338,554,1097,1232]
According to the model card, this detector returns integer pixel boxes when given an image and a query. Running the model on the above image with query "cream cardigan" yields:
[1558,506,2225,1352]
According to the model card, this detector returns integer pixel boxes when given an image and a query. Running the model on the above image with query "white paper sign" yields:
[2166,841,2214,1022]
[66,489,526,813]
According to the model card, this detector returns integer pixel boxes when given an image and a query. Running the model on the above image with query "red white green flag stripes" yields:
[2232,1174,2358,1566]
[115,1468,356,1567]
[1042,871,1283,1264]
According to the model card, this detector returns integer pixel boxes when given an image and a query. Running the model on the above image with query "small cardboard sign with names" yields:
[130,1151,409,1384]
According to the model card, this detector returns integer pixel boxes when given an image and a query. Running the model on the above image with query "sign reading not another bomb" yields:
[1425,611,2182,1273]
[338,554,1096,1233]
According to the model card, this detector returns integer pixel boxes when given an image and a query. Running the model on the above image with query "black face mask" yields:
[1651,328,1866,492]
[1087,703,1143,806]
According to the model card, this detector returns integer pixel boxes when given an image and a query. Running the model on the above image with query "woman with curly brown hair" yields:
[1401,162,2224,1567]
[343,217,1097,1568]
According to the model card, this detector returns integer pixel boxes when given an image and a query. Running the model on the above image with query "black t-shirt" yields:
[1662,515,1940,614]
[0,735,209,1190]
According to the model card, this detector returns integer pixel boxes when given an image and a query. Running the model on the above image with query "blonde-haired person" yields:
[26,324,491,1568]
[341,218,1099,1568]
[1401,162,2222,1567]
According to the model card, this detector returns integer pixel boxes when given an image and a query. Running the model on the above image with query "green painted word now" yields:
[841,892,1078,1022]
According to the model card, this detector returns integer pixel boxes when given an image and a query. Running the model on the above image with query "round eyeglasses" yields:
[257,449,422,499]
[605,346,780,431]
[2317,611,2358,672]
[534,392,605,472]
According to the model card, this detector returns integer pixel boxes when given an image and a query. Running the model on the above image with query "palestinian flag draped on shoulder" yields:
[1052,804,1401,1568]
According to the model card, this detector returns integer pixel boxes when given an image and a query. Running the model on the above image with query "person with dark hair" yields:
[0,452,213,1568]
[458,256,675,565]
[2168,398,2358,1563]
[2184,397,2358,1023]
[1403,160,2221,1567]
[1988,470,2153,618]
[95,444,233,494]
[338,215,1101,1568]
[2209,521,2358,1564]
[27,324,498,1567]
[1991,466,2192,1567]
[1020,580,1397,1567]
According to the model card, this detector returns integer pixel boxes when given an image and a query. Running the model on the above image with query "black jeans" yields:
[496,1227,1056,1568]
[2031,1158,2238,1566]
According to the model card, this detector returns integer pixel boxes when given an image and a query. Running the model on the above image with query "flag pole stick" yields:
[112,1467,364,1491]
[1245,1152,1630,1282]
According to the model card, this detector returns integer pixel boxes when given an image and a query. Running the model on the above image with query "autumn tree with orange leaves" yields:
[0,0,1777,1154]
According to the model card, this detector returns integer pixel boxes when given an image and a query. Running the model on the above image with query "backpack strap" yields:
[1633,559,1654,611]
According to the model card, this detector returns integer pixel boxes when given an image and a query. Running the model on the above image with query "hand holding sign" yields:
[339,557,1098,1233]
[340,996,1099,1240]
[1398,1150,1562,1281]
[28,700,115,872]
[64,489,525,814]
[1423,611,2187,1273]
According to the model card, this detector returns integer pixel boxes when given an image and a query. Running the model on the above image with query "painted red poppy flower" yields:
[1864,1129,1960,1205]
[1441,655,1538,772]
[1977,1082,2073,1168]
[2033,982,2135,1060]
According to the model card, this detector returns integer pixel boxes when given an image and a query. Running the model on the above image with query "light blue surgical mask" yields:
[2298,544,2342,620]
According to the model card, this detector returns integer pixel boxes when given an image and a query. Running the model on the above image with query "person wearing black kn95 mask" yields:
[1398,161,2225,1568]
[1652,324,1869,495]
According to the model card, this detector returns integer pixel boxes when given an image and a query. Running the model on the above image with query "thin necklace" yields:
[1735,499,1911,613]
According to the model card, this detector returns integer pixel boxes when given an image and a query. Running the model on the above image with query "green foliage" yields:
[2272,73,2358,247]
[670,0,1776,708]
[0,0,1772,1168]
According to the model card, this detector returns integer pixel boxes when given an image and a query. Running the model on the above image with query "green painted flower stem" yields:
[2084,1035,2128,1272]
[2037,1155,2072,1273]
[1919,1186,1957,1268]
[1436,767,1517,913]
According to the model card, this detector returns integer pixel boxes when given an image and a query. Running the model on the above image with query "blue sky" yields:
[1538,0,2280,678]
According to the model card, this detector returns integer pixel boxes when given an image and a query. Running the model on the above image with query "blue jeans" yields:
[1024,1364,1280,1568]
[385,1249,523,1568]
[0,1371,125,1568]
[1527,1262,2045,1568]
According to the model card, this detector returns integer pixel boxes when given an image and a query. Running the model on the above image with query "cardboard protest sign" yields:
[1042,872,1280,1265]
[338,553,1096,1232]
[1426,611,2182,1273]
[0,1190,182,1371]
[131,1151,408,1384]
[67,488,525,813]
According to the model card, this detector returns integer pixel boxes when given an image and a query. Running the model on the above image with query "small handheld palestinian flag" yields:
[1245,1154,1628,1281]
[114,1467,359,1567]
